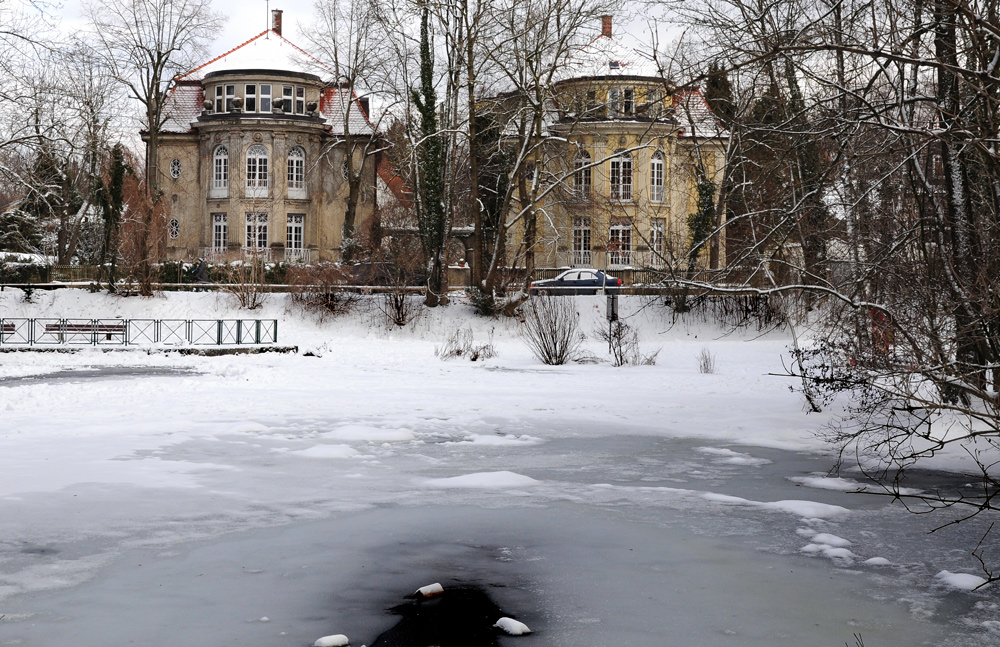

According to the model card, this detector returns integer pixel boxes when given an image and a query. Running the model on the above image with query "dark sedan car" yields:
[530,269,622,295]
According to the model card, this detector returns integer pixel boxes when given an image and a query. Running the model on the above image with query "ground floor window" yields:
[650,218,665,265]
[245,213,268,249]
[287,214,304,249]
[212,213,227,252]
[609,218,632,266]
[572,216,591,266]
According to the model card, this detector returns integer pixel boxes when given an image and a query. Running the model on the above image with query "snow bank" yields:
[313,634,350,647]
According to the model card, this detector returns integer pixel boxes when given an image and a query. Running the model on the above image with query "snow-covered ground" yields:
[0,289,997,646]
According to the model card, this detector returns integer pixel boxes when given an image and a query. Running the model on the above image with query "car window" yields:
[580,271,597,281]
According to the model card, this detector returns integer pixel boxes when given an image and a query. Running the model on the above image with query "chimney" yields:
[601,15,612,38]
[272,9,283,36]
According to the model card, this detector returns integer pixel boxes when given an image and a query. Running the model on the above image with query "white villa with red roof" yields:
[151,10,375,264]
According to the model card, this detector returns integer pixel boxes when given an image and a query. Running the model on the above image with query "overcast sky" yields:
[56,0,667,63]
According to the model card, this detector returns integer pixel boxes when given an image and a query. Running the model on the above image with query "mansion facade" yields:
[519,17,728,272]
[151,10,375,264]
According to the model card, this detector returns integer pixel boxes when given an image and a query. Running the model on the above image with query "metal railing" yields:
[0,318,278,346]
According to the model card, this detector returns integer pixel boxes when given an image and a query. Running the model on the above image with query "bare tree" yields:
[85,0,222,294]
[658,0,1000,582]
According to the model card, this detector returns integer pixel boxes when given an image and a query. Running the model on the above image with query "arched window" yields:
[573,151,591,198]
[211,146,228,198]
[246,144,269,198]
[610,149,632,201]
[650,151,664,202]
[287,146,306,198]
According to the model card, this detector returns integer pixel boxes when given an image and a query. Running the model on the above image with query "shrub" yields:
[222,260,269,310]
[595,318,660,366]
[435,326,497,361]
[697,348,717,374]
[287,262,358,318]
[519,297,582,365]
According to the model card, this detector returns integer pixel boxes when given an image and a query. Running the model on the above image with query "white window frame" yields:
[609,220,633,267]
[212,213,228,253]
[245,212,269,250]
[245,145,269,198]
[215,86,223,113]
[623,88,635,115]
[650,151,665,203]
[572,216,591,267]
[608,88,620,116]
[650,218,666,266]
[260,84,272,113]
[287,214,304,250]
[287,146,306,199]
[282,85,293,113]
[573,151,591,198]
[295,87,305,115]
[610,150,633,202]
[225,84,235,112]
[211,146,229,198]
[244,84,257,112]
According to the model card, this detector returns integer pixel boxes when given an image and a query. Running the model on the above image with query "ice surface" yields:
[0,291,997,647]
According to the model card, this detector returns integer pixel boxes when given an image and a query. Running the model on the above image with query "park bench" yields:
[42,321,126,342]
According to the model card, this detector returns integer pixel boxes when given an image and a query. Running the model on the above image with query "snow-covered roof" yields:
[557,28,663,82]
[162,82,205,133]
[320,87,375,137]
[674,91,727,139]
[177,30,332,81]
[159,29,374,137]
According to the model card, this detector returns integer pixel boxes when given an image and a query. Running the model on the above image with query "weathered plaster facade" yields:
[150,12,375,264]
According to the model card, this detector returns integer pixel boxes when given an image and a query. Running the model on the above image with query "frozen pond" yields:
[1,368,996,646]
[0,290,996,647]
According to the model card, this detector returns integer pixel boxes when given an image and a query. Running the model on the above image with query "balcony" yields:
[571,250,592,267]
[607,250,633,267]
[284,248,311,263]
[241,247,273,262]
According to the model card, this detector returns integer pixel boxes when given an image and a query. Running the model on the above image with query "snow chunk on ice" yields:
[864,557,891,566]
[763,500,850,519]
[701,493,849,519]
[935,570,988,591]
[293,445,359,459]
[313,635,350,647]
[801,544,856,561]
[415,582,444,597]
[322,425,415,443]
[494,617,531,635]
[694,447,771,466]
[790,474,922,496]
[426,471,538,489]
[810,533,852,547]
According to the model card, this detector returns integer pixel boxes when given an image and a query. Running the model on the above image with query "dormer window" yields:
[245,84,257,112]
[609,60,621,69]
[260,84,272,113]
